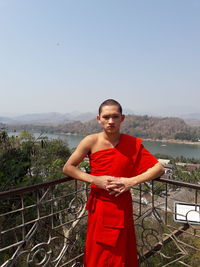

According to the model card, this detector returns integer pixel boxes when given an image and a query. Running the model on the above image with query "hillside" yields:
[0,112,96,125]
[121,115,190,139]
[5,114,200,142]
[50,115,200,141]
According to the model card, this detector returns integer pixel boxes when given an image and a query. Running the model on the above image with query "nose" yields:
[108,117,114,123]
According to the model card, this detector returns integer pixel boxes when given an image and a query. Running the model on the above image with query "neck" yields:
[102,131,121,143]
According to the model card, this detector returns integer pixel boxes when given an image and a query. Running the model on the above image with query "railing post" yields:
[152,180,154,211]
[139,183,142,216]
[165,181,168,225]
[21,194,25,241]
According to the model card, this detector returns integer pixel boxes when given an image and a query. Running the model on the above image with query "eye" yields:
[103,116,109,120]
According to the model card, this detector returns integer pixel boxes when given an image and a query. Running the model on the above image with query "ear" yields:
[96,115,101,124]
[121,114,125,122]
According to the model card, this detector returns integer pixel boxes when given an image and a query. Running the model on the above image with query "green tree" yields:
[0,147,31,191]
[0,130,71,190]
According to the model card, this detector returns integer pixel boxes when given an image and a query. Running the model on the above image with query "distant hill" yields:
[183,119,200,127]
[0,116,15,124]
[0,109,136,125]
[52,115,200,141]
[181,113,200,120]
[64,112,96,122]
[181,113,200,127]
[2,110,200,127]
[0,112,96,125]
[2,113,200,142]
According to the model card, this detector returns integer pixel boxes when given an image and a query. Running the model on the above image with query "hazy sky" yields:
[0,0,200,117]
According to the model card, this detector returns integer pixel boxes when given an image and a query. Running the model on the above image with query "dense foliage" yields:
[0,130,71,191]
[154,153,200,184]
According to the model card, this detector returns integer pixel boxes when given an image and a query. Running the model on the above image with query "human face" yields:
[97,105,125,134]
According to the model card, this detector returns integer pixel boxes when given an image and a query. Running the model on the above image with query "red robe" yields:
[84,134,158,267]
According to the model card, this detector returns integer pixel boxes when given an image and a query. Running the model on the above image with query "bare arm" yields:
[63,135,96,183]
[63,135,113,189]
[129,162,165,186]
[107,162,165,196]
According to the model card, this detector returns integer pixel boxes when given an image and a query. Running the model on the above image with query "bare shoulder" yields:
[82,133,98,143]
[76,133,99,152]
[65,134,99,166]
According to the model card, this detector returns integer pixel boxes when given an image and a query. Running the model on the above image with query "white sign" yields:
[174,202,200,225]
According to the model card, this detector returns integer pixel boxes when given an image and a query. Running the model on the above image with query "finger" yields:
[118,186,130,196]
[109,191,118,195]
[107,178,118,183]
[106,184,119,190]
[107,188,121,194]
[115,190,125,197]
[115,187,127,197]
[107,181,123,186]
[107,187,122,193]
[110,185,124,190]
[106,182,122,188]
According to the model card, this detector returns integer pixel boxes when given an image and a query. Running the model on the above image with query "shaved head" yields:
[98,99,122,115]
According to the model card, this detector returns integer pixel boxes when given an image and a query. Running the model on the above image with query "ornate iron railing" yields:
[0,178,88,267]
[0,175,200,266]
[135,175,200,267]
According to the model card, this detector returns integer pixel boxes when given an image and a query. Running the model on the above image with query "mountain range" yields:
[1,112,200,142]
[0,111,200,126]
[0,112,96,125]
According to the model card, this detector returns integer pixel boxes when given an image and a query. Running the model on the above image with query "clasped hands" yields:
[93,176,132,197]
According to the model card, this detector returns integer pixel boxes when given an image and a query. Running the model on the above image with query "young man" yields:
[63,99,164,267]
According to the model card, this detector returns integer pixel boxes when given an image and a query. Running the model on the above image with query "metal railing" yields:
[0,178,88,267]
[0,175,200,267]
[135,175,200,267]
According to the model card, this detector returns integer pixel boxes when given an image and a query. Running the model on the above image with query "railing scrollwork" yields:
[0,175,200,266]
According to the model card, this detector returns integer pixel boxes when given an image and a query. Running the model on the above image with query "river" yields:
[8,132,200,159]
[56,134,200,159]
[142,140,200,159]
